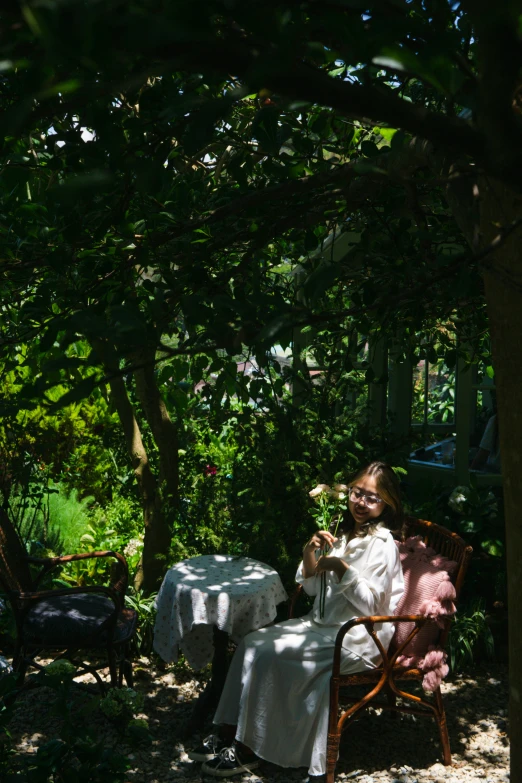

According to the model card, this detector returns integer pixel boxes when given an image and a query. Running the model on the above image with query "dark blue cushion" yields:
[23,593,136,646]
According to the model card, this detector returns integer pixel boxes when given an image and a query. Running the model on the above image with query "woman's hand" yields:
[302,531,342,580]
[303,530,337,553]
[302,531,334,578]
[316,555,349,581]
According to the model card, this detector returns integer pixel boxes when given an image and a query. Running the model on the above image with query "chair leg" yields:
[434,686,452,765]
[114,641,132,688]
[385,683,397,718]
[116,644,125,687]
[326,731,340,783]
[123,659,133,688]
[326,676,341,783]
[119,643,133,688]
[107,646,118,687]
[13,642,27,685]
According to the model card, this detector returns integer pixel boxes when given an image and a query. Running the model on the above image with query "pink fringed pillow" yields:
[392,536,457,691]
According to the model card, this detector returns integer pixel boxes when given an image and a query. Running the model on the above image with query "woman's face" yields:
[349,473,386,528]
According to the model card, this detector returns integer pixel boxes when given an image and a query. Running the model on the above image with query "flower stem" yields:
[318,546,324,619]
[319,540,331,619]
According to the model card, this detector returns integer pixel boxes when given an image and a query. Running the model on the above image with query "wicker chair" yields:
[0,507,137,691]
[290,517,472,783]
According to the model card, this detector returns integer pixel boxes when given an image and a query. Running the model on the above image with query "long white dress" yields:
[213,525,404,776]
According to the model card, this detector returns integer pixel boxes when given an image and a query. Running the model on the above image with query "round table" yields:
[153,554,288,670]
[153,554,288,733]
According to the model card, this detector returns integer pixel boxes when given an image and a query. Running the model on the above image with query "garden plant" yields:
[0,1,517,780]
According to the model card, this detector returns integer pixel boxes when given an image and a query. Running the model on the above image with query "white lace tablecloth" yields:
[153,554,288,670]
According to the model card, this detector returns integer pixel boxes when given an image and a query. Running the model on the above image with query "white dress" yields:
[213,525,404,776]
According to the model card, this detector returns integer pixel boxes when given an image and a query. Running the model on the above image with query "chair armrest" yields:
[332,614,430,676]
[18,584,120,605]
[29,551,129,595]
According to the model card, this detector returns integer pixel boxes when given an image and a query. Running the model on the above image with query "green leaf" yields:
[373,126,398,145]
[303,263,340,303]
[360,140,380,158]
[251,106,281,155]
[482,539,504,557]
[48,376,98,411]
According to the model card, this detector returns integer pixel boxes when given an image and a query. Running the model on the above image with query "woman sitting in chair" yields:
[190,461,405,780]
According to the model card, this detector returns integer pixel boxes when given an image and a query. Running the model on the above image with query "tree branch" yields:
[165,40,487,162]
[463,0,522,172]
[265,214,522,333]
[150,138,435,249]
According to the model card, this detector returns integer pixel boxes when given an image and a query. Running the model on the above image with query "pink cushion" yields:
[392,536,457,670]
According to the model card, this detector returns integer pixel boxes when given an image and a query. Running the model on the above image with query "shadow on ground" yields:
[6,659,508,782]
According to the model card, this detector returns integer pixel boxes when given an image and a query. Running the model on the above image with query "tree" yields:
[1,2,521,774]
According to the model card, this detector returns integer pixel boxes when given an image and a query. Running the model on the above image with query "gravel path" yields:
[7,659,509,783]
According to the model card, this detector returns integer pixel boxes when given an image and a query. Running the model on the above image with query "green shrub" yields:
[0,664,129,782]
[47,485,96,553]
[124,589,157,655]
[407,478,506,609]
[89,494,142,540]
[449,598,495,671]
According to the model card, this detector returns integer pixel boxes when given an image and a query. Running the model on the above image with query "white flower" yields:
[124,538,144,557]
[448,486,471,513]
[309,484,331,498]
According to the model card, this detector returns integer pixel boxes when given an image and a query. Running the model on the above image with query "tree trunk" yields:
[449,178,522,783]
[133,346,179,498]
[94,340,170,594]
[133,345,180,590]
[477,183,522,783]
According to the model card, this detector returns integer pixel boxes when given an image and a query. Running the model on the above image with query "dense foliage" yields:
[0,0,510,635]
[1,2,520,775]
[1,0,496,586]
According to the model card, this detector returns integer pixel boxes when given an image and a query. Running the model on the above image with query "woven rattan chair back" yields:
[403,516,470,598]
[0,508,34,596]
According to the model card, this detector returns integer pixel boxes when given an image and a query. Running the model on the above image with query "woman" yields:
[191,461,404,779]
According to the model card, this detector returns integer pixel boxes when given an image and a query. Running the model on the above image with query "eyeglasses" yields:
[348,487,384,508]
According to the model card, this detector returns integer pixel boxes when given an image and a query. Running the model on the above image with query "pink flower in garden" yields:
[204,464,217,477]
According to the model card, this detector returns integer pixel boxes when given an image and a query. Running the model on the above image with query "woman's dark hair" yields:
[337,461,404,538]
